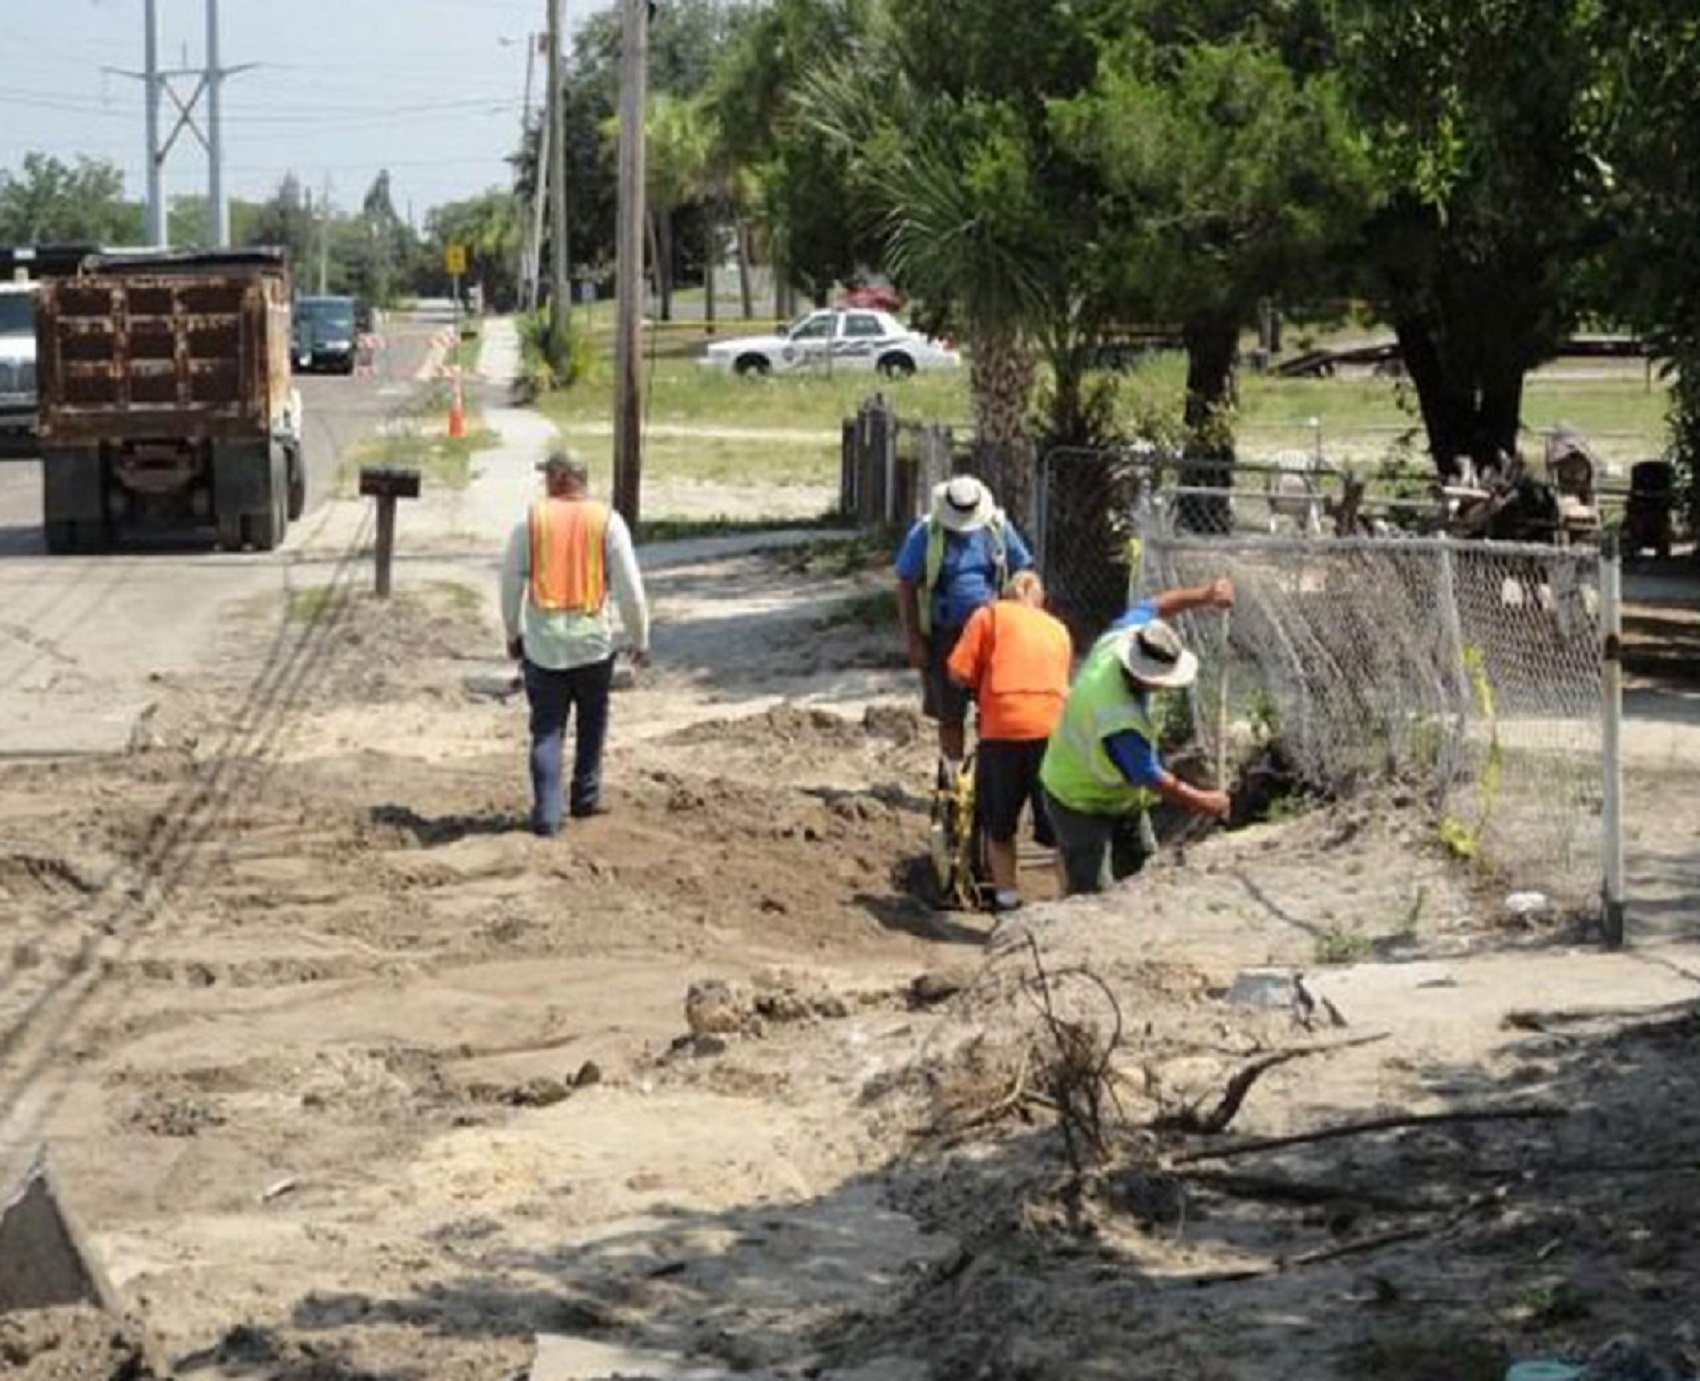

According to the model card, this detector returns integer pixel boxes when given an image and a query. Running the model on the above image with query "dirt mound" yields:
[0,1307,158,1379]
[670,702,923,752]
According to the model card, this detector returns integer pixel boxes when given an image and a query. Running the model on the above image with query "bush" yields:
[515,307,596,398]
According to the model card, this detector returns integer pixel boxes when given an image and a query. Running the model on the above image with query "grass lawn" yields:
[531,319,1671,487]
[536,352,970,436]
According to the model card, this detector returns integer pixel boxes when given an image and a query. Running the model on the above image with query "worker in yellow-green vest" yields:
[895,475,1035,776]
[501,451,650,838]
[1040,579,1235,895]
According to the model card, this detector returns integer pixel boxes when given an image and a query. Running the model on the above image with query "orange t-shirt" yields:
[947,600,1073,742]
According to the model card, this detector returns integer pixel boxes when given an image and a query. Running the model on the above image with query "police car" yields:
[699,308,961,378]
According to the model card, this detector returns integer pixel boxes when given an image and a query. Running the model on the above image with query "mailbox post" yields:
[357,465,421,598]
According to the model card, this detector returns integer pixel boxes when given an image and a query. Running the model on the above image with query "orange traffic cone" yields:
[447,370,466,439]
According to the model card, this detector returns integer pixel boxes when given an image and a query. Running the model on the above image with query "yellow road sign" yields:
[445,243,467,276]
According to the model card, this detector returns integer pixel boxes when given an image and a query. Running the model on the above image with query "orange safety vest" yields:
[527,498,610,614]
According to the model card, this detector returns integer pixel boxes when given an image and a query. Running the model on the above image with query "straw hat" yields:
[1114,618,1198,689]
[930,475,996,533]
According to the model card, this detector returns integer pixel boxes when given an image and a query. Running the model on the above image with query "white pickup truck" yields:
[0,280,37,444]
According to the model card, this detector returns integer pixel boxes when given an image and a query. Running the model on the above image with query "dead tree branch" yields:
[1152,1033,1389,1136]
[1169,1104,1565,1166]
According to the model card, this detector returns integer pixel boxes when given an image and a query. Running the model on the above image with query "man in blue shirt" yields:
[894,475,1035,770]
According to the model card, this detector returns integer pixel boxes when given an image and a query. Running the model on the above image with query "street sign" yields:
[445,243,467,276]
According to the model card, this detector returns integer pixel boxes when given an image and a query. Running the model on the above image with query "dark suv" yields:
[293,295,358,375]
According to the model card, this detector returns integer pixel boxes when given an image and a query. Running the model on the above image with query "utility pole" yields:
[612,0,647,527]
[318,174,331,294]
[206,0,226,246]
[526,94,551,313]
[546,0,570,362]
[144,0,164,245]
[517,30,540,309]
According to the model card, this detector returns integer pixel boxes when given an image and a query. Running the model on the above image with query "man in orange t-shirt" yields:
[948,571,1073,912]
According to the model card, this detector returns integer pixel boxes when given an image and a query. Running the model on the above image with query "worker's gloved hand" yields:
[506,638,524,662]
[1208,578,1235,610]
[624,646,650,670]
[906,633,927,670]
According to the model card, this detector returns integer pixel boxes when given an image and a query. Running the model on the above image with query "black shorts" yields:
[921,626,974,728]
[976,739,1055,845]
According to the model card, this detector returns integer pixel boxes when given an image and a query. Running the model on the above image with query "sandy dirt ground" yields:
[2,321,1699,1380]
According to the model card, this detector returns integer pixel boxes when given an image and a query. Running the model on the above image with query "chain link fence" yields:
[1031,446,1617,921]
[1140,528,1608,916]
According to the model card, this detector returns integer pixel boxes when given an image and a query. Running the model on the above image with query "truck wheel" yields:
[44,521,76,555]
[244,486,286,552]
[217,513,245,551]
[286,443,306,521]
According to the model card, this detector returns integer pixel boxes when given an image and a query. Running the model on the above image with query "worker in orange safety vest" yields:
[501,451,650,837]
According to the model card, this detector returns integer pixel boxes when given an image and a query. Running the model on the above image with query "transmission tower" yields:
[108,0,256,247]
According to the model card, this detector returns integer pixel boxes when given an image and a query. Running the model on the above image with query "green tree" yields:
[799,0,1146,519]
[639,93,715,320]
[1599,0,1700,527]
[1057,33,1371,461]
[1333,0,1612,475]
[246,174,316,274]
[347,170,418,308]
[707,0,878,310]
[556,0,757,290]
[0,153,142,245]
[426,190,523,310]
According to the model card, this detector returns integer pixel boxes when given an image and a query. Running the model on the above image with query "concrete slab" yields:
[0,1153,118,1312]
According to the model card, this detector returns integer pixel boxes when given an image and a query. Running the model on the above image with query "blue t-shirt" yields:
[1104,597,1165,789]
[894,519,1035,632]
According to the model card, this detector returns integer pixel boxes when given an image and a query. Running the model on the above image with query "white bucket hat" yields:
[1114,618,1199,689]
[930,475,996,534]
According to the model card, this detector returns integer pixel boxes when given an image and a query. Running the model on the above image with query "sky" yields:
[1,0,612,227]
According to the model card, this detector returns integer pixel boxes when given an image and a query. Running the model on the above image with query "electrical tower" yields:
[108,0,255,247]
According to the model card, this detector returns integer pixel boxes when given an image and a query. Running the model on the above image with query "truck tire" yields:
[42,519,112,554]
[44,521,77,554]
[242,445,289,552]
[286,442,306,521]
[216,513,245,551]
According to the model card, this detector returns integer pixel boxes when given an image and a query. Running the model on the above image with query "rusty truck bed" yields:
[36,257,291,447]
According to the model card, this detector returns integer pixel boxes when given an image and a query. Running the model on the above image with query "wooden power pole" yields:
[546,0,570,363]
[612,0,648,527]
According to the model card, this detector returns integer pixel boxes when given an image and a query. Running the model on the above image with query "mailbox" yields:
[358,465,421,499]
[358,465,421,597]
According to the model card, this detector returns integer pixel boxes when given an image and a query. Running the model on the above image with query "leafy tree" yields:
[1332,0,1612,476]
[0,153,142,245]
[346,170,418,308]
[1057,34,1371,460]
[708,0,878,309]
[426,190,523,310]
[246,174,316,273]
[554,0,757,289]
[1598,0,1700,525]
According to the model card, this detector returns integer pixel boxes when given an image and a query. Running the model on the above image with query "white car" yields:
[700,308,960,378]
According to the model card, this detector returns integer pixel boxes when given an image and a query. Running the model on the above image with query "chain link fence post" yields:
[1600,530,1625,947]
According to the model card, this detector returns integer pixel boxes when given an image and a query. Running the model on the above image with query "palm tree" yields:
[800,69,1054,527]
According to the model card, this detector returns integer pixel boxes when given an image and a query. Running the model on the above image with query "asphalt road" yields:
[0,316,441,757]
[0,316,438,555]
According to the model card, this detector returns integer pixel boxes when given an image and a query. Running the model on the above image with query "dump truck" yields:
[34,248,305,552]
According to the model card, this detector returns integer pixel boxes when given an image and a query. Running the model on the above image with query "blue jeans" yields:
[523,656,614,835]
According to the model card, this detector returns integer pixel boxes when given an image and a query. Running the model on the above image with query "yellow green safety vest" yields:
[1040,632,1162,815]
[919,511,1008,636]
